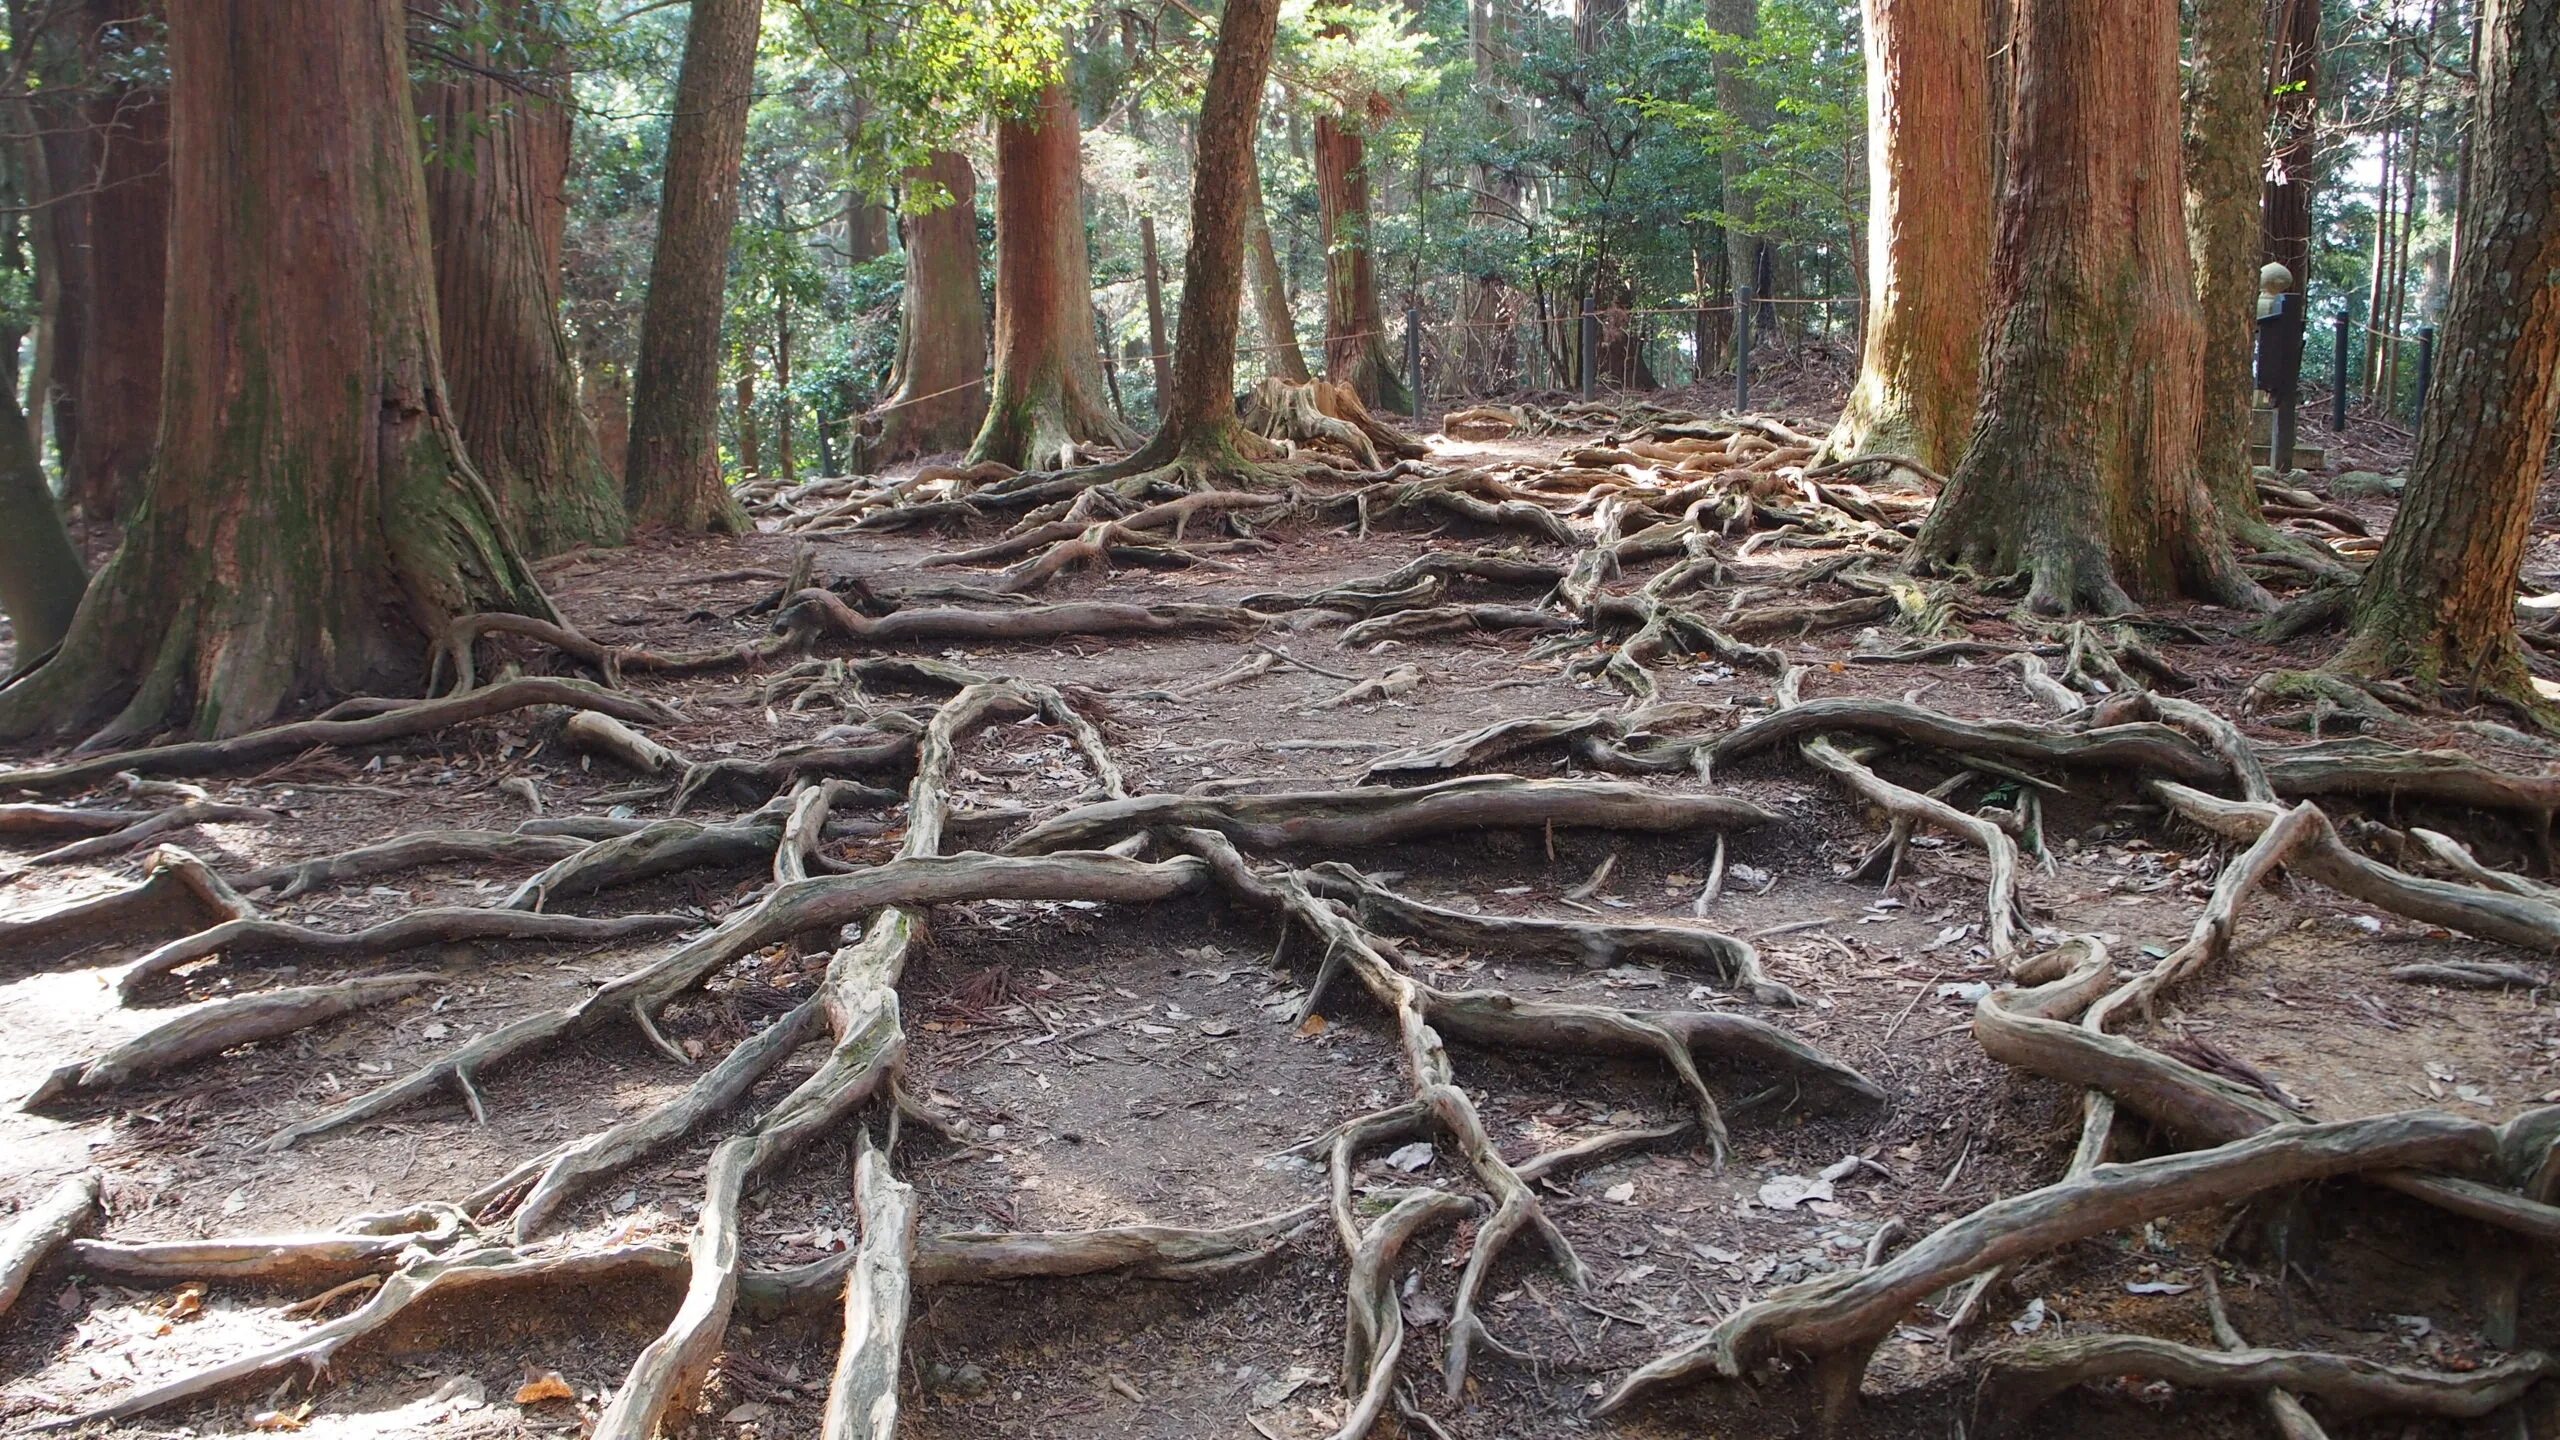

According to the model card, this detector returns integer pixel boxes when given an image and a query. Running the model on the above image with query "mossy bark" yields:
[967,83,1139,471]
[2182,0,2272,531]
[1911,0,2259,616]
[1825,0,1990,470]
[2334,0,2560,700]
[624,0,760,533]
[67,0,166,524]
[0,0,551,743]
[0,374,85,660]
[422,0,626,555]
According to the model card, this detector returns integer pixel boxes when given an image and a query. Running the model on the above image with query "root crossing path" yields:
[5,412,2560,1439]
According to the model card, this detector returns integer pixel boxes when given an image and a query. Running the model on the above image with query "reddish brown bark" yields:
[625,0,761,532]
[2184,0,2273,527]
[862,150,988,463]
[968,82,1140,470]
[68,0,167,523]
[1139,210,1174,402]
[1248,187,1312,384]
[1313,107,1409,412]
[1827,0,1992,470]
[0,0,551,742]
[2337,0,2560,696]
[1912,0,2258,615]
[2262,0,2318,296]
[28,97,89,481]
[422,0,626,554]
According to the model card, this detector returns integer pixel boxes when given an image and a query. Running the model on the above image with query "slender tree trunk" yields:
[68,0,165,523]
[1117,0,1284,469]
[1911,0,2260,615]
[422,0,625,555]
[0,0,551,742]
[2261,0,2318,296]
[735,369,759,477]
[624,0,760,532]
[844,95,889,265]
[0,372,84,658]
[2181,0,2270,526]
[1313,109,1409,411]
[862,150,988,462]
[585,362,631,481]
[2335,0,2559,698]
[774,301,795,481]
[1826,0,1991,470]
[27,96,88,477]
[968,81,1140,469]
[1138,211,1174,402]
[1248,179,1312,384]
[1707,0,1759,345]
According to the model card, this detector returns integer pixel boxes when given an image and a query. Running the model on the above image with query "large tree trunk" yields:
[968,82,1140,470]
[2261,0,2317,297]
[1911,0,2258,616]
[861,150,987,463]
[1825,0,1991,470]
[2335,0,2559,697]
[1138,211,1174,403]
[0,373,84,660]
[1707,0,1759,343]
[422,0,626,555]
[0,0,551,743]
[1117,0,1284,470]
[624,0,760,532]
[68,0,166,524]
[1248,178,1312,384]
[585,361,631,481]
[28,94,89,482]
[1313,108,1410,413]
[2182,0,2271,529]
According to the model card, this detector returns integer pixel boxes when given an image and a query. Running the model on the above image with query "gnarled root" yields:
[0,1173,99,1325]
[28,973,440,1108]
[0,845,257,966]
[117,908,698,1002]
[1977,1334,2550,1432]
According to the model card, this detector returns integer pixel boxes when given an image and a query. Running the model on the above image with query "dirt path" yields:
[4,402,2558,1440]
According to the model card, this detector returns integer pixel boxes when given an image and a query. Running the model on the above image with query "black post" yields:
[2253,291,2305,474]
[1579,297,1597,402]
[2331,309,2351,435]
[1733,275,1753,411]
[2413,324,2436,429]
[1405,304,1424,420]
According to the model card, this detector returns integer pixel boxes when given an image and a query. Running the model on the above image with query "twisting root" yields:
[28,973,440,1107]
[1800,736,2020,963]
[117,908,698,1003]
[226,829,592,899]
[1334,1191,1477,1440]
[820,1134,916,1440]
[27,799,282,865]
[0,678,672,795]
[0,845,257,964]
[1977,1334,2550,1431]
[2202,1271,2331,1440]
[0,1173,98,1325]
[1595,1112,2499,1418]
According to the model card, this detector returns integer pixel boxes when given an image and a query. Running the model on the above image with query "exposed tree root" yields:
[0,1173,97,1325]
[1977,1334,2550,1431]
[1008,774,1774,853]
[1595,1112,2498,1417]
[1335,1190,1476,1440]
[0,678,672,794]
[116,908,699,1003]
[0,802,154,837]
[820,1135,915,1439]
[0,845,256,963]
[1709,697,2226,783]
[26,798,283,865]
[226,829,592,899]
[1800,736,2021,962]
[27,972,440,1107]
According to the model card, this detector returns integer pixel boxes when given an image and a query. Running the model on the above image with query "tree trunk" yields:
[624,0,760,532]
[1313,109,1410,412]
[2261,0,2317,296]
[68,0,166,524]
[1118,0,1284,469]
[0,0,552,743]
[422,0,626,555]
[2335,0,2559,697]
[862,150,988,463]
[0,371,84,659]
[1248,179,1312,384]
[2181,0,2269,527]
[774,301,795,482]
[968,82,1140,470]
[1707,0,1759,342]
[844,94,889,265]
[1138,211,1174,403]
[1826,0,1991,470]
[28,95,89,478]
[1911,0,2258,616]
[735,369,759,477]
[585,362,631,481]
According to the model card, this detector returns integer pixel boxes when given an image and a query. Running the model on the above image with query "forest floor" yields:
[6,384,2560,1440]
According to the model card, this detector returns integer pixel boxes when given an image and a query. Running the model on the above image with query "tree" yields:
[1909,0,2260,615]
[2261,0,2317,297]
[1823,0,1990,469]
[860,149,988,462]
[1248,179,1313,383]
[1313,99,1410,411]
[423,0,627,554]
[2330,0,2559,701]
[968,81,1139,470]
[1108,0,1286,475]
[0,0,551,742]
[625,0,762,532]
[2180,0,2278,536]
[67,0,166,523]
[0,381,83,659]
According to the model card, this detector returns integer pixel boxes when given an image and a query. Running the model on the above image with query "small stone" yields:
[2330,469,2404,499]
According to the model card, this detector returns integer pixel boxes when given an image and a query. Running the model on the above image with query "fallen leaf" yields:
[2010,1297,2049,1335]
[515,1371,575,1405]
[1384,1142,1436,1172]
[246,1404,311,1432]
[1603,1181,1637,1204]
[1297,1013,1329,1037]
[2125,1280,2193,1296]
[722,1401,773,1424]
[1757,1174,1834,1210]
